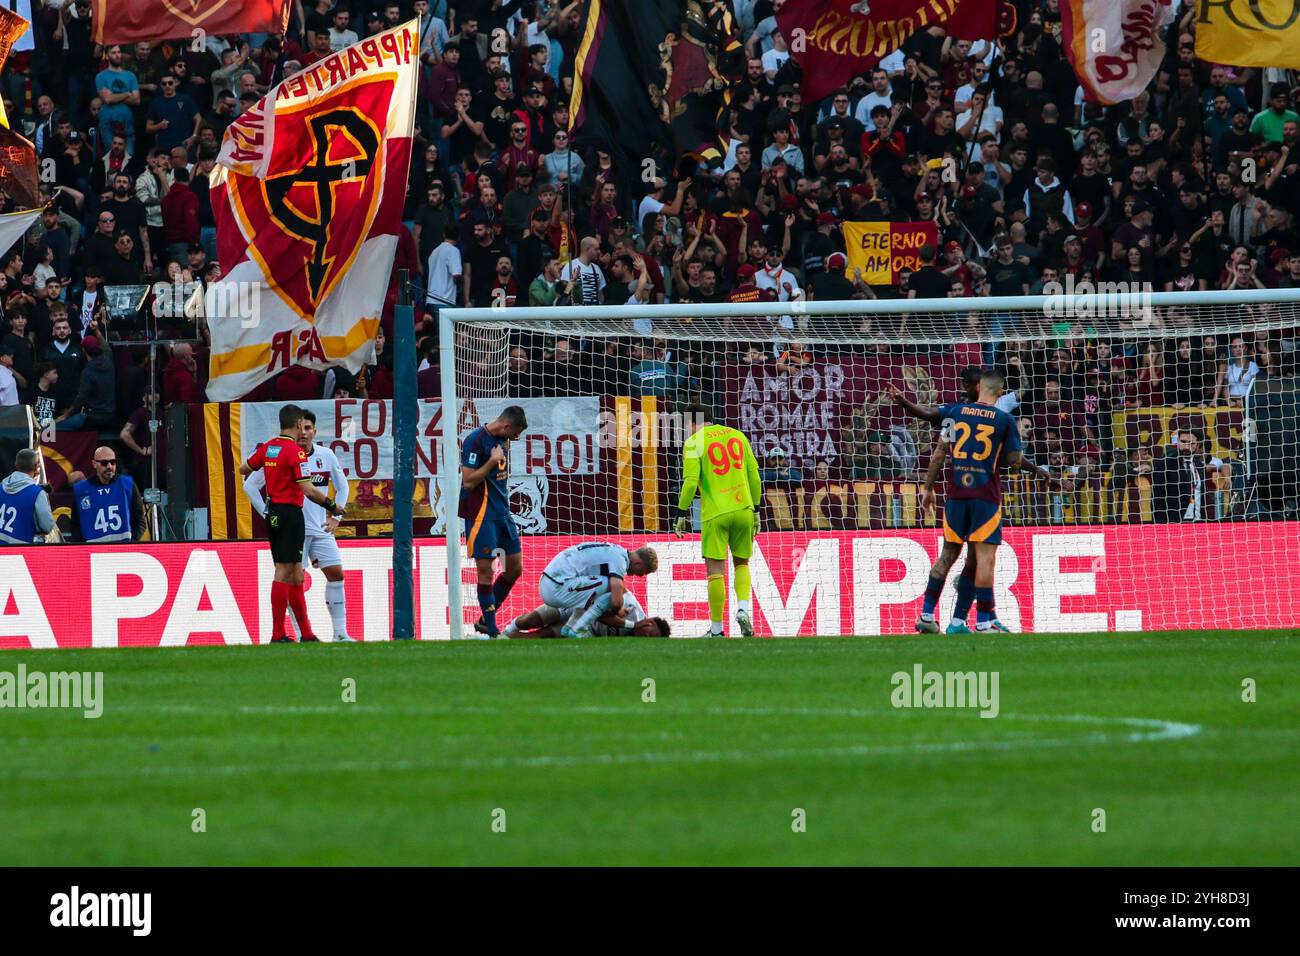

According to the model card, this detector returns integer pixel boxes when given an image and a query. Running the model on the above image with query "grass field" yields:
[1,633,1297,866]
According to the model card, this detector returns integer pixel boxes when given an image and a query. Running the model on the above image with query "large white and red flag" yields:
[1061,0,1175,106]
[205,21,418,401]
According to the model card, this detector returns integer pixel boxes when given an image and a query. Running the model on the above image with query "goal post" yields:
[437,287,1300,638]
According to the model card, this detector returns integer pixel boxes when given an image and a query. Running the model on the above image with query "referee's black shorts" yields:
[266,503,306,564]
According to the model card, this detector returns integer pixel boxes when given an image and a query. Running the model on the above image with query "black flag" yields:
[569,0,744,171]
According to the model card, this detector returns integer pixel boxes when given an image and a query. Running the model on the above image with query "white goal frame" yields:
[438,286,1300,640]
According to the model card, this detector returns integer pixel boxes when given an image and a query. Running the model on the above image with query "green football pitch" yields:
[1,634,1296,866]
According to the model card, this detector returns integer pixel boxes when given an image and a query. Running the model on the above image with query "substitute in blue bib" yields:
[72,446,145,543]
[0,449,56,544]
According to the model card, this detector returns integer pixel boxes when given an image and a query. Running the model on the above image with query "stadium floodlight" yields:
[434,287,1300,639]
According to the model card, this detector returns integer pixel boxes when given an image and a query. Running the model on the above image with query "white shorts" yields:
[305,533,342,570]
[539,573,608,611]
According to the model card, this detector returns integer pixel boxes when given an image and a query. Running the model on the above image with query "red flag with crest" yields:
[91,0,291,46]
[205,21,418,402]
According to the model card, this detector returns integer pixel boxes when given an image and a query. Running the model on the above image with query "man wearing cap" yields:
[1060,233,1097,282]
[809,251,862,301]
[1111,199,1157,269]
[502,165,538,243]
[819,90,863,142]
[956,183,997,247]
[499,122,541,192]
[803,212,843,275]
[60,334,116,432]
[941,240,982,291]
[728,263,774,304]
[515,84,551,146]
[1250,83,1299,145]
[842,183,876,222]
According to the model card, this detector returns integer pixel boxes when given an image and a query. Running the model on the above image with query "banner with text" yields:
[843,220,939,284]
[0,526,1290,647]
[1194,0,1300,69]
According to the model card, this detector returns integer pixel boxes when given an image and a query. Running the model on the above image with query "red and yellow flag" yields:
[1061,0,1175,105]
[91,0,291,46]
[205,22,418,402]
[776,0,1014,104]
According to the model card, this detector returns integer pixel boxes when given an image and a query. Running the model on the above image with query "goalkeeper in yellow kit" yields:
[674,405,762,637]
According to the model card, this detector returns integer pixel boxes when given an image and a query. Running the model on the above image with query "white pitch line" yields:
[4,711,1201,782]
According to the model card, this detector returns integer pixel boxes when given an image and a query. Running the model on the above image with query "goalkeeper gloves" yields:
[674,515,690,539]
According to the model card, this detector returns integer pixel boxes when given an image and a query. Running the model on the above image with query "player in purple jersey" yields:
[460,406,529,637]
[920,369,1026,633]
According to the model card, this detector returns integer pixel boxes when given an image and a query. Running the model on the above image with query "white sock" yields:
[710,622,724,635]
[504,618,521,635]
[325,581,347,637]
[737,600,752,616]
[976,621,995,631]
[919,611,935,623]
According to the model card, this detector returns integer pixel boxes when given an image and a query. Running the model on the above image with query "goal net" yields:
[437,288,1300,638]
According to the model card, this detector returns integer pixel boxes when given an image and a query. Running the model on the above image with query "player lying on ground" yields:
[674,404,762,638]
[919,369,1025,634]
[240,404,345,643]
[507,591,671,638]
[244,409,354,642]
[498,541,659,639]
[889,371,1059,634]
[461,406,529,637]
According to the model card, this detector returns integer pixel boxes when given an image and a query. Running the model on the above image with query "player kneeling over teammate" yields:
[674,405,761,637]
[919,370,1023,634]
[241,404,345,644]
[509,589,671,638]
[245,409,354,641]
[502,541,658,639]
[462,406,529,637]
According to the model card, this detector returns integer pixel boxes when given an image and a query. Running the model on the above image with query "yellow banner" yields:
[1110,405,1244,461]
[1195,0,1300,68]
[843,220,939,284]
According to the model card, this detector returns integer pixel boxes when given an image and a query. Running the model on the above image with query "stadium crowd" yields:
[0,0,1296,523]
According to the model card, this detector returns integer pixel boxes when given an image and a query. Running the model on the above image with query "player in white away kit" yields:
[502,541,659,639]
[244,409,355,641]
[507,591,672,637]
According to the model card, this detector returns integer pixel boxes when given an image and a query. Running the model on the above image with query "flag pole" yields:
[392,21,422,640]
